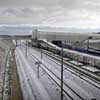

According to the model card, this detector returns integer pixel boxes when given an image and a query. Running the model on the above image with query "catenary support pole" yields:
[26,40,27,57]
[61,45,63,100]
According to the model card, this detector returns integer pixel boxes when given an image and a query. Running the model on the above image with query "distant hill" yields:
[0,35,11,38]
[0,25,100,35]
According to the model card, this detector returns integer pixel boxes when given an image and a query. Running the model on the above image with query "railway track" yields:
[42,52,100,90]
[16,48,51,100]
[16,51,36,100]
[42,50,100,86]
[20,45,100,99]
[31,54,89,100]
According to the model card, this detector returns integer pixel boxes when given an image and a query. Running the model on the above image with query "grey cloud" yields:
[0,0,60,7]
[0,0,100,28]
[0,7,43,17]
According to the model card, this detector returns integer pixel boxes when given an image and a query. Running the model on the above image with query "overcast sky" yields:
[0,0,100,28]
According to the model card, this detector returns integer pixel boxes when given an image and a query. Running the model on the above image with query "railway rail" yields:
[16,48,51,100]
[31,54,84,100]
[41,51,100,89]
[28,47,98,100]
[39,40,100,68]
[18,44,100,100]
[41,49,100,85]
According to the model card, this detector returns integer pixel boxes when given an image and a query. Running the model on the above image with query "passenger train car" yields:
[38,40,100,69]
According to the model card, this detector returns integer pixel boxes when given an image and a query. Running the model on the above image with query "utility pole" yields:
[87,36,92,50]
[46,33,48,57]
[35,61,41,79]
[37,63,40,79]
[16,40,17,47]
[41,44,43,60]
[87,38,89,50]
[26,40,27,57]
[20,40,21,47]
[61,44,63,100]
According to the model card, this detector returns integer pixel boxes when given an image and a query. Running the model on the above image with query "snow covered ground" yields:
[15,44,100,100]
